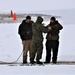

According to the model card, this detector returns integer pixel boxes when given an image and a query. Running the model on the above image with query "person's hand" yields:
[48,26,51,30]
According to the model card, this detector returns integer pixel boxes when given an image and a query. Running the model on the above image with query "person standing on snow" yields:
[30,16,51,65]
[45,17,63,64]
[18,16,33,64]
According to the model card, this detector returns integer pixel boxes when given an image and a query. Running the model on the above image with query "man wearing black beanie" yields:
[18,15,33,64]
[45,17,63,64]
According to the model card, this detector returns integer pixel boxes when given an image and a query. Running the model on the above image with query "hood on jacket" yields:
[36,16,43,24]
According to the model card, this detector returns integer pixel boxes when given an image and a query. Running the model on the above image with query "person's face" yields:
[50,19,54,23]
[26,19,31,23]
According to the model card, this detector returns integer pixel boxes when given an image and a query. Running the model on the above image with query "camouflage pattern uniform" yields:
[30,16,50,63]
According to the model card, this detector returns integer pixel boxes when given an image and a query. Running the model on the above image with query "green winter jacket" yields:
[32,16,50,42]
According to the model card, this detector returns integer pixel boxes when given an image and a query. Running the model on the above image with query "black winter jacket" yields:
[18,20,33,40]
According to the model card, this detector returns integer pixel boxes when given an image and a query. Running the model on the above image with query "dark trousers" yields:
[46,40,59,62]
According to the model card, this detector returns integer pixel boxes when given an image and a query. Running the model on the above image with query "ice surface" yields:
[0,65,75,75]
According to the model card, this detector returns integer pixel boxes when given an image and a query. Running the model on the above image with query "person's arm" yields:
[18,24,21,35]
[40,24,51,33]
[45,24,49,28]
[18,24,26,36]
[52,21,63,30]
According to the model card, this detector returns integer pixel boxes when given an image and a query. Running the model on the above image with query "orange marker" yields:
[13,13,17,20]
[10,10,13,18]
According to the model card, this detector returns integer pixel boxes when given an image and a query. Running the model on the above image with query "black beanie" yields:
[26,15,31,19]
[51,17,56,21]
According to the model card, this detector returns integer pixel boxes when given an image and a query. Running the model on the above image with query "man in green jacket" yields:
[30,16,51,64]
[45,17,63,64]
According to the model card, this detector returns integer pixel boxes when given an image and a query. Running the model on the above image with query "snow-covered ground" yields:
[0,20,75,75]
[0,65,75,75]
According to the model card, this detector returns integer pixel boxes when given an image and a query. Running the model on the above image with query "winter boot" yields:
[37,61,43,65]
[30,61,36,64]
[44,61,50,64]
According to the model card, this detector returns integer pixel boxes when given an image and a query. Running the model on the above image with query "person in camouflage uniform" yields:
[30,16,51,64]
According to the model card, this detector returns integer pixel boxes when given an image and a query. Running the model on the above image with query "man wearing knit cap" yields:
[18,15,33,64]
[45,17,63,64]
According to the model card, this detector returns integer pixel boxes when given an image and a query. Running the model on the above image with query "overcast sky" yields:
[0,0,75,12]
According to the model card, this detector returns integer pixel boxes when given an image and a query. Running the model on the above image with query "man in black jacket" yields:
[45,17,63,64]
[18,16,33,64]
